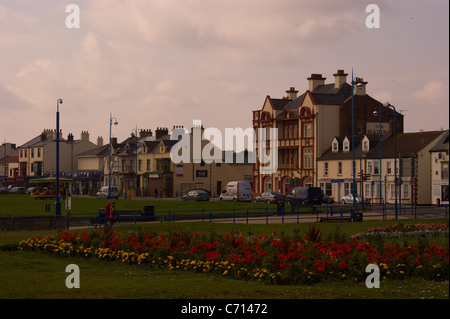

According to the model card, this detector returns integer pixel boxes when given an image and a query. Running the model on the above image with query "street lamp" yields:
[108,113,118,199]
[373,103,383,206]
[131,127,139,197]
[374,102,398,219]
[385,102,398,220]
[351,71,364,207]
[55,98,63,216]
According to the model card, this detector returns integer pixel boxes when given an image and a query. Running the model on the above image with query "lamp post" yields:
[351,71,356,207]
[351,71,364,207]
[131,127,139,197]
[108,113,118,199]
[375,103,398,219]
[373,103,383,206]
[55,98,63,216]
[385,102,398,220]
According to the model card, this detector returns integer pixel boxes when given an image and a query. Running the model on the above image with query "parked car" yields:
[0,187,9,194]
[340,194,370,205]
[96,186,121,199]
[254,192,285,204]
[182,190,210,201]
[10,187,27,194]
[286,187,324,206]
[323,194,335,204]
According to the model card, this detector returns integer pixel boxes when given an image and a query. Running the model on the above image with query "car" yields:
[340,194,370,205]
[0,187,9,194]
[10,187,27,194]
[254,191,285,204]
[96,186,121,199]
[323,194,335,204]
[286,187,324,206]
[182,190,210,201]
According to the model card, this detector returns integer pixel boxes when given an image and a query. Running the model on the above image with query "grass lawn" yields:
[0,194,273,217]
[0,219,448,300]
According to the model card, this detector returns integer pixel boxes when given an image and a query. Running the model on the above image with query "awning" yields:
[30,176,73,183]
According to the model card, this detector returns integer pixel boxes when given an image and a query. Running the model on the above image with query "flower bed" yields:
[352,222,449,239]
[18,225,449,285]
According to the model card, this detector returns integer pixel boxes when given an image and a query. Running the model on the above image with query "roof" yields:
[429,130,449,153]
[368,131,445,159]
[320,131,446,161]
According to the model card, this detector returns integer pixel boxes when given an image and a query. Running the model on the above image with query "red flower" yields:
[339,261,348,271]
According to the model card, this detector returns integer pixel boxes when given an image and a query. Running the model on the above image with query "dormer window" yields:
[332,137,339,152]
[343,137,350,152]
[362,136,370,152]
[332,142,339,152]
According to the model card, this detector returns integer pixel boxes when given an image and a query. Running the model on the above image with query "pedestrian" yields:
[108,201,116,225]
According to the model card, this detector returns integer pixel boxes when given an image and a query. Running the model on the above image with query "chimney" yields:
[139,129,153,139]
[155,127,169,139]
[97,136,103,146]
[67,133,74,142]
[333,69,348,88]
[285,87,298,100]
[40,131,47,141]
[80,131,89,142]
[111,137,118,145]
[353,77,367,95]
[307,73,326,91]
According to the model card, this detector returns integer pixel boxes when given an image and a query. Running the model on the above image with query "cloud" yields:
[411,80,449,103]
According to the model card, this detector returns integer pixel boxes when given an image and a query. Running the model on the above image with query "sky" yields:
[1,0,449,148]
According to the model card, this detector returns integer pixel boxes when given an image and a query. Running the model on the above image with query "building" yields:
[16,129,98,187]
[318,130,447,205]
[0,155,18,187]
[171,125,253,198]
[429,130,449,206]
[252,69,404,195]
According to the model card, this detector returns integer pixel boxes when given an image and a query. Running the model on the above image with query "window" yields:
[332,141,338,152]
[373,160,380,175]
[38,148,41,157]
[303,123,312,138]
[387,161,392,174]
[303,177,313,187]
[147,159,151,171]
[338,162,342,175]
[324,162,328,176]
[402,184,410,199]
[343,140,349,152]
[442,162,449,180]
[138,160,142,171]
[303,147,313,169]
[264,177,272,192]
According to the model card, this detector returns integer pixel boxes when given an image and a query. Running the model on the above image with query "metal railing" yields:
[0,204,447,231]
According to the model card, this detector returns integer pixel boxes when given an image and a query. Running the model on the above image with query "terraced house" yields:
[16,129,98,187]
[318,130,447,205]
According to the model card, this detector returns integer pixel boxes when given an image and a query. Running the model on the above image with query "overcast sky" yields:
[1,0,448,148]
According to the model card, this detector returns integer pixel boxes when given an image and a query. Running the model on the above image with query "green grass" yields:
[1,249,448,299]
[0,220,448,299]
[0,194,278,217]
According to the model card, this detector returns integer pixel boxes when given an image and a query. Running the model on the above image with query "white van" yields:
[219,181,252,202]
[96,186,120,199]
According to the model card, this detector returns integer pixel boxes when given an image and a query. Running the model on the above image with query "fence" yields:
[0,204,447,231]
